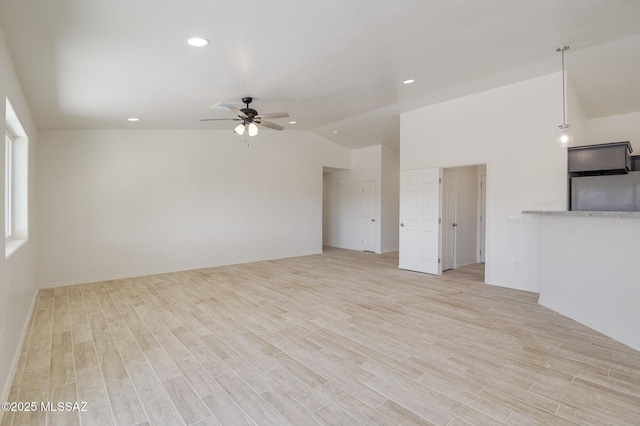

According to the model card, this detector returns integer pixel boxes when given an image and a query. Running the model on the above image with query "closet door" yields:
[399,168,442,275]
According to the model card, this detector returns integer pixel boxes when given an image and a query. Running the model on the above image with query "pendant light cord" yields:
[562,48,566,125]
[557,46,569,126]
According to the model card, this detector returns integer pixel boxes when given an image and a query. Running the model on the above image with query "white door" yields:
[479,174,487,263]
[442,169,457,271]
[362,181,377,252]
[399,168,442,275]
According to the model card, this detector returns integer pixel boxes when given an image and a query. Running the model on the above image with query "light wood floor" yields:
[3,247,640,425]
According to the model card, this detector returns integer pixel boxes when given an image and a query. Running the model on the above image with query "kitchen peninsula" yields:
[524,210,640,351]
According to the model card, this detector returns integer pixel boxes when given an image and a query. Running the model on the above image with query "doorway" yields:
[444,165,485,272]
[399,164,486,277]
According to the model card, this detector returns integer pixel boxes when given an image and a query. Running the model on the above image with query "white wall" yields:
[587,111,640,152]
[537,214,640,351]
[401,73,584,292]
[323,145,382,251]
[381,145,399,253]
[37,129,349,287]
[0,25,38,411]
[567,77,587,148]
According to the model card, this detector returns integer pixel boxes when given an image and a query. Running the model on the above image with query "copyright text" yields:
[1,401,88,412]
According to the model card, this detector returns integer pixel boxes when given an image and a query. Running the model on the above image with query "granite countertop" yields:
[523,210,640,218]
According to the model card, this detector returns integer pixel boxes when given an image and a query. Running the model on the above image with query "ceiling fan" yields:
[200,97,289,136]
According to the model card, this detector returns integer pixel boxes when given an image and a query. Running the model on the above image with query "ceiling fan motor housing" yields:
[241,108,258,120]
[240,97,257,120]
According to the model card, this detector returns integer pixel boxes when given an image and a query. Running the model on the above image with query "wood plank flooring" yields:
[2,247,640,425]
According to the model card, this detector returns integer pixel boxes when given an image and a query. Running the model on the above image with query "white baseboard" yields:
[0,288,39,422]
[37,251,323,289]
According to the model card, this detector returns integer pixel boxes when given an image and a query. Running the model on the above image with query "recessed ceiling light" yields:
[289,121,297,124]
[127,117,140,122]
[186,37,210,47]
[403,79,415,84]
[333,130,339,135]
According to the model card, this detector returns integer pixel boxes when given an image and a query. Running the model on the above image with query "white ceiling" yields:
[1,0,640,150]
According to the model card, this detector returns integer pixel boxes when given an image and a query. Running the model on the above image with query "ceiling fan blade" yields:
[255,120,284,131]
[255,112,289,119]
[211,102,238,109]
[200,118,242,121]
[224,105,248,119]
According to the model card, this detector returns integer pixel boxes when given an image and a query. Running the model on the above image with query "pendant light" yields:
[556,46,572,146]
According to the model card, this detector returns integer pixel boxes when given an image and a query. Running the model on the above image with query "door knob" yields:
[453,223,458,227]
[400,223,404,227]
[371,219,375,222]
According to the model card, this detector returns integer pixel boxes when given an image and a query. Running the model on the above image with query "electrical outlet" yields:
[160,249,164,257]
[126,254,132,261]
[514,260,520,269]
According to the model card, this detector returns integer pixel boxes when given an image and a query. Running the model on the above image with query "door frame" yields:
[478,173,487,263]
[361,180,377,252]
[442,169,457,271]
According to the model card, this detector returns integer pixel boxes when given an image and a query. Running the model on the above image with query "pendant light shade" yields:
[558,124,571,145]
[233,122,259,137]
[248,122,258,137]
[557,46,572,146]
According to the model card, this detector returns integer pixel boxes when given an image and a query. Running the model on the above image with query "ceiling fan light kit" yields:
[201,97,289,137]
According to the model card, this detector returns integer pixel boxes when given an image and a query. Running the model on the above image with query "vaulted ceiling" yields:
[1,0,640,150]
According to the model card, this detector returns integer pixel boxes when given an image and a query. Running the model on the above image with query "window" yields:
[5,98,28,257]
[5,130,12,241]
